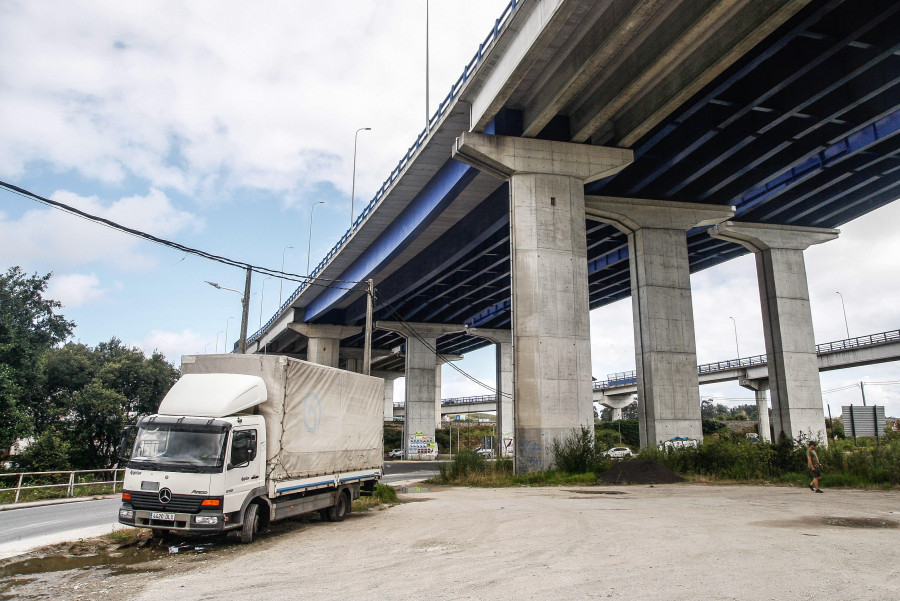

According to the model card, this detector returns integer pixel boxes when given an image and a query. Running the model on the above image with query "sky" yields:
[1,0,898,419]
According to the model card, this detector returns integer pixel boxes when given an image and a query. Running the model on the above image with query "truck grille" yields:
[126,490,204,513]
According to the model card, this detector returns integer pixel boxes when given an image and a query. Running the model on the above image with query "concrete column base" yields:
[468,328,514,457]
[586,197,733,448]
[740,377,771,443]
[712,222,838,445]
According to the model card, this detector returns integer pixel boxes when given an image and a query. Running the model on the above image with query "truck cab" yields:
[118,412,266,536]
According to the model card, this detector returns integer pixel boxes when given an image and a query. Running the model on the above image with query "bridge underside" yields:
[257,0,900,370]
[249,0,900,465]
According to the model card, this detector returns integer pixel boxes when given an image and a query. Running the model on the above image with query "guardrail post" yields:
[14,473,23,503]
[68,471,75,497]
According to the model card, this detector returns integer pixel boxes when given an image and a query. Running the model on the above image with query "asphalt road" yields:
[0,461,440,558]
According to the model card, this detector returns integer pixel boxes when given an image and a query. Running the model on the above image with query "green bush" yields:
[552,426,598,473]
[594,419,639,447]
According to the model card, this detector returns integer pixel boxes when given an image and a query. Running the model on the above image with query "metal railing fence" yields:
[0,468,125,504]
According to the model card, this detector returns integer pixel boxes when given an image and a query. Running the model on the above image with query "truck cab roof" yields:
[157,373,267,418]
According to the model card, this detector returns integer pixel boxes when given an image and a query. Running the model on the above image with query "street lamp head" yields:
[204,281,221,290]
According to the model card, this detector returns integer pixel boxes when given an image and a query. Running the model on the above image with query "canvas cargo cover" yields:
[181,354,383,480]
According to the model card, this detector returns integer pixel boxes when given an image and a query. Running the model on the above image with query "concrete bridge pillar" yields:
[739,377,771,443]
[376,321,466,459]
[435,355,463,429]
[453,132,633,472]
[287,323,361,368]
[711,222,838,445]
[468,328,514,457]
[373,370,403,422]
[585,197,733,448]
[341,347,393,374]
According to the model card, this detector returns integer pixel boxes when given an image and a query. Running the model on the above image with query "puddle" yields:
[564,490,627,495]
[754,516,899,530]
[821,516,898,529]
[395,486,433,494]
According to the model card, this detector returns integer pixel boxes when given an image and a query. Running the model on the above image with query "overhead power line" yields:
[0,180,360,292]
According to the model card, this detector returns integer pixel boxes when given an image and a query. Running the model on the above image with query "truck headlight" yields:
[119,509,134,519]
[194,515,219,525]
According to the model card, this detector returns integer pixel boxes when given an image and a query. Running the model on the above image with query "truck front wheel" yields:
[240,503,260,544]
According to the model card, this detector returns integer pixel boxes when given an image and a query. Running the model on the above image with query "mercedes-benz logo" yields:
[158,487,172,504]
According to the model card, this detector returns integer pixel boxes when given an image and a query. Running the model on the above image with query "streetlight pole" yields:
[729,316,740,361]
[307,201,325,276]
[206,269,253,354]
[259,276,273,329]
[425,0,430,133]
[351,128,371,227]
[836,291,850,339]
[215,331,223,353]
[279,246,293,307]
[224,316,235,353]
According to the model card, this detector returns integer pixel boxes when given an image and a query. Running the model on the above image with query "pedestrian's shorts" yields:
[810,467,821,478]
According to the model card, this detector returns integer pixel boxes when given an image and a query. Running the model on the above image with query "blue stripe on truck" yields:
[276,473,377,494]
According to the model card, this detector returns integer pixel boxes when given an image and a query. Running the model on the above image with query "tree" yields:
[0,267,74,450]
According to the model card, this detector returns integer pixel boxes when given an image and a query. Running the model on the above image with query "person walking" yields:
[807,441,824,493]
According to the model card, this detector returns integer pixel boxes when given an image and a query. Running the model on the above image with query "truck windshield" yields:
[129,426,227,473]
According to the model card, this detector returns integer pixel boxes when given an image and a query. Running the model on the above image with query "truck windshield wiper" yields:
[130,458,159,469]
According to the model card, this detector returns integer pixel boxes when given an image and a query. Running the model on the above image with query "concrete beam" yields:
[586,196,733,448]
[453,135,632,472]
[711,221,839,444]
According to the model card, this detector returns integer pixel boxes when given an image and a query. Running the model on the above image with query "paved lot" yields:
[137,484,899,601]
[4,483,899,600]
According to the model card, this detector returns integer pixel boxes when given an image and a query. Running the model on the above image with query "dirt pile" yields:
[600,460,685,484]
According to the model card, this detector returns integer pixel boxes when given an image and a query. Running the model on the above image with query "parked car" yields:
[473,446,494,458]
[601,446,634,459]
[386,448,403,459]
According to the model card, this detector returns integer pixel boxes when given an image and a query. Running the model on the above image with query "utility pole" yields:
[239,267,252,354]
[860,381,867,406]
[363,279,374,376]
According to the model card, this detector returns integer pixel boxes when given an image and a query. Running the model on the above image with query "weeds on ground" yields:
[105,528,149,546]
[353,483,400,511]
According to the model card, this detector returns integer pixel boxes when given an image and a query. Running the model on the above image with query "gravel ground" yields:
[3,483,899,600]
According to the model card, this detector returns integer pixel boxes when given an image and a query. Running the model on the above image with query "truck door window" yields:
[231,429,257,466]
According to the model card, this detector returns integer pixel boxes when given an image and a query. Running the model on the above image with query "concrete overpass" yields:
[243,0,900,468]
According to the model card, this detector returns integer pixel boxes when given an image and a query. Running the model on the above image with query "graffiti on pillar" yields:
[517,441,542,472]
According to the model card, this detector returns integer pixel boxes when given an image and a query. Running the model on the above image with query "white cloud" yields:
[45,273,110,307]
[134,329,213,365]
[0,0,510,204]
[0,188,202,270]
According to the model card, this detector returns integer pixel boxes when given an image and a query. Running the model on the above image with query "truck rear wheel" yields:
[240,503,259,544]
[324,490,350,522]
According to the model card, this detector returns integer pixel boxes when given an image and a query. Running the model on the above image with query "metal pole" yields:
[836,291,850,339]
[729,316,740,361]
[15,473,23,503]
[239,267,251,354]
[425,0,430,133]
[279,246,293,307]
[860,381,867,406]
[225,317,234,353]
[495,342,502,459]
[363,279,374,376]
[259,277,271,328]
[307,201,325,276]
[351,128,371,227]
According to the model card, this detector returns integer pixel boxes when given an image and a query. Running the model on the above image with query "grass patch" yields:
[104,527,148,546]
[0,482,121,504]
[353,483,400,511]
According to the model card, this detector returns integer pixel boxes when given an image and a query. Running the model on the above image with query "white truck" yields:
[117,354,384,543]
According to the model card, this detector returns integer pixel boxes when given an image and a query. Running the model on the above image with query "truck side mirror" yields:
[117,425,137,461]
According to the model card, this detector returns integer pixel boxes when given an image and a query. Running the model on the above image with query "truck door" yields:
[224,428,262,514]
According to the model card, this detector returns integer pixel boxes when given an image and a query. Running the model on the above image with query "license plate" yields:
[150,512,175,520]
